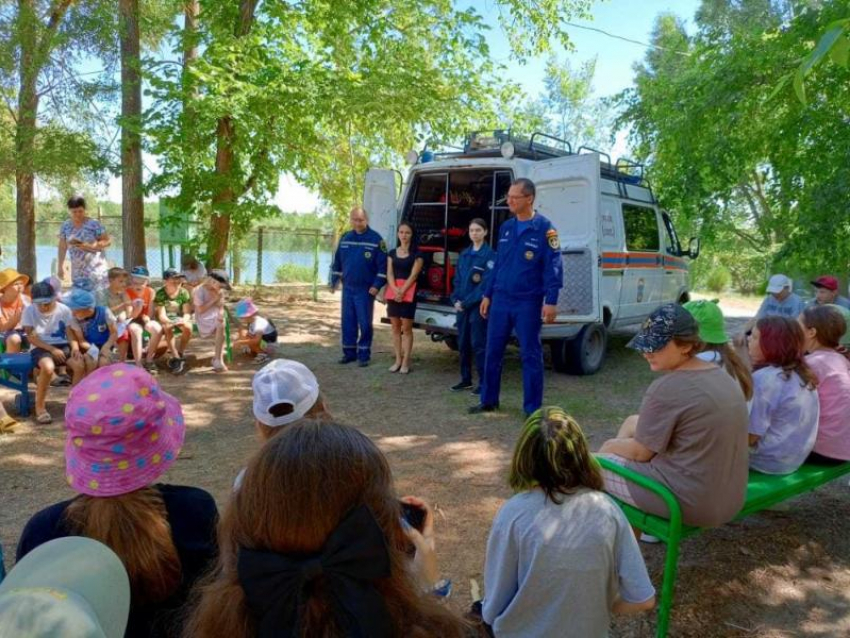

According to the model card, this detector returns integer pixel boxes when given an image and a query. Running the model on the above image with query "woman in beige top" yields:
[598,303,750,528]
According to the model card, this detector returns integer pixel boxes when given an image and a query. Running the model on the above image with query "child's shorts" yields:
[31,344,72,366]
[1,329,28,350]
[261,329,278,344]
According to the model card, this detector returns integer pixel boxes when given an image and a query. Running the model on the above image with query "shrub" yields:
[705,266,731,293]
[274,263,313,283]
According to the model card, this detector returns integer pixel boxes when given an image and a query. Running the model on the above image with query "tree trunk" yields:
[15,39,38,281]
[119,0,146,269]
[14,0,74,280]
[207,0,259,269]
[178,0,198,224]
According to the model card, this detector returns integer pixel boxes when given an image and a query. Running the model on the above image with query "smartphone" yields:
[400,501,426,532]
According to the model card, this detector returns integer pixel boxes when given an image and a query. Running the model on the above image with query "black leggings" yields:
[806,451,847,466]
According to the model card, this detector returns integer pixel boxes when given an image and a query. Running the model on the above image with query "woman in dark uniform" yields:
[386,221,424,374]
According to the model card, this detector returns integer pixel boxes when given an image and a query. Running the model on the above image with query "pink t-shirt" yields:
[806,350,850,460]
[192,284,223,337]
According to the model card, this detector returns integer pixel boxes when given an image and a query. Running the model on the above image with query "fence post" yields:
[256,227,264,286]
[312,230,320,302]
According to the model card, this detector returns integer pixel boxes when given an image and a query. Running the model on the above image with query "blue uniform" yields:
[481,213,563,414]
[331,227,387,362]
[451,243,496,386]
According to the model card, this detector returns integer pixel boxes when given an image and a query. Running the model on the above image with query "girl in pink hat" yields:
[232,297,278,364]
[16,364,219,638]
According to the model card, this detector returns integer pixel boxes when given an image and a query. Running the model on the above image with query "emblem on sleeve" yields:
[524,250,534,260]
[472,272,482,283]
[364,251,372,259]
[547,229,560,250]
[379,240,387,253]
[487,260,495,269]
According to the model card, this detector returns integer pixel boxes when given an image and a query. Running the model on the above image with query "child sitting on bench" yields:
[66,287,118,385]
[0,268,30,354]
[746,316,819,474]
[21,281,74,424]
[598,303,750,528]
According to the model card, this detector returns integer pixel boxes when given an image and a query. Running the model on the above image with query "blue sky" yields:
[107,0,703,208]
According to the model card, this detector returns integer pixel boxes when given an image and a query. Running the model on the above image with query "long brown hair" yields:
[64,487,181,605]
[697,343,754,400]
[800,305,847,349]
[184,420,467,638]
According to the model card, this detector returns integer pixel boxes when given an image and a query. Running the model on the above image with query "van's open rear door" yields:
[363,169,399,248]
[528,153,601,323]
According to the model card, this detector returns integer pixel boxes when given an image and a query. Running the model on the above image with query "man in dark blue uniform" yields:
[470,178,563,415]
[330,207,387,367]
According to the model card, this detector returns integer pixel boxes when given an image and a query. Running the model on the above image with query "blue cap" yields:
[30,281,56,304]
[627,303,699,353]
[65,288,96,310]
[130,265,150,279]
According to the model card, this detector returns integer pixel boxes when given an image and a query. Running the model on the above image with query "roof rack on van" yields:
[418,131,653,193]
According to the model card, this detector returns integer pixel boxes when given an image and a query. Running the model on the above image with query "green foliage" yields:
[144,0,596,239]
[704,265,731,293]
[274,263,314,283]
[618,1,850,291]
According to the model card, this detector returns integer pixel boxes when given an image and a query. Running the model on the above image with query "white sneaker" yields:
[640,533,661,544]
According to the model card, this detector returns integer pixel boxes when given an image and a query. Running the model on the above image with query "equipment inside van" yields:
[363,130,700,375]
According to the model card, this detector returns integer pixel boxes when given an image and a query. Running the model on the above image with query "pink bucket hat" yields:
[234,298,259,319]
[64,364,185,497]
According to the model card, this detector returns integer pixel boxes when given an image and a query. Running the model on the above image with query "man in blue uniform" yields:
[470,178,563,415]
[330,207,387,367]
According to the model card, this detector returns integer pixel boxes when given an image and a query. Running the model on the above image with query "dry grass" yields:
[2,289,850,636]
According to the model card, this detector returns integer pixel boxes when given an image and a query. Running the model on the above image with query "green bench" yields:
[596,456,850,638]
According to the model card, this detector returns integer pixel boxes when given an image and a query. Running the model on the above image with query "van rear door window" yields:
[623,204,660,252]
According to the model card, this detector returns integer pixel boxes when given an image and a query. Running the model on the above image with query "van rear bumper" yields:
[378,303,584,339]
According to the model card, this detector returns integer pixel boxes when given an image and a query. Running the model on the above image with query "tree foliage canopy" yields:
[618,0,850,289]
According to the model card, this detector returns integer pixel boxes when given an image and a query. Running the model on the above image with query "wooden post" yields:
[312,230,320,302]
[256,226,264,286]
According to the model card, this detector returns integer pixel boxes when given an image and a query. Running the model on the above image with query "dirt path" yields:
[2,291,849,637]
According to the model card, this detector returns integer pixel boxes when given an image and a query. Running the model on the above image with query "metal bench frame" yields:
[596,456,850,637]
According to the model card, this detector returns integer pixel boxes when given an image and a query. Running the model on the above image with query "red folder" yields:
[389,279,416,303]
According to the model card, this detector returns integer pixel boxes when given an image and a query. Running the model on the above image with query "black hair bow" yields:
[238,504,393,638]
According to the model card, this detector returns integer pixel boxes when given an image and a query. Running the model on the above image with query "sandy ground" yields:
[2,289,849,637]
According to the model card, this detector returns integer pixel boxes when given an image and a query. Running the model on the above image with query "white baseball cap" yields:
[252,359,320,427]
[0,537,130,638]
[766,274,792,294]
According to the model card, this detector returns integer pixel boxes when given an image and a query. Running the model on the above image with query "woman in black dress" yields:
[386,222,424,374]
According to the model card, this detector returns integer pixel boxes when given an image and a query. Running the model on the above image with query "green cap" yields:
[683,299,728,345]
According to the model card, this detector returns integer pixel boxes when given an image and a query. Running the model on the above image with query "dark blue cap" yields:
[162,268,185,280]
[627,303,699,353]
[130,265,150,279]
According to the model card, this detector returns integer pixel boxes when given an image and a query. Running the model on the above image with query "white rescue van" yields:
[363,131,700,375]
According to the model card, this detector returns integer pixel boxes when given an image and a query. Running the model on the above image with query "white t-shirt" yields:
[248,315,274,337]
[21,302,74,345]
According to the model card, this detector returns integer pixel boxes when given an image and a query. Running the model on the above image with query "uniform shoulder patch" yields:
[379,239,387,253]
[547,228,560,250]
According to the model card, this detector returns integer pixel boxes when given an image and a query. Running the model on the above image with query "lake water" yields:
[0,245,334,286]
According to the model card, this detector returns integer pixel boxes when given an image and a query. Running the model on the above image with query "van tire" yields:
[444,335,459,351]
[550,324,607,375]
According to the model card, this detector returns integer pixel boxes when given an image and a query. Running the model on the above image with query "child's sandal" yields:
[0,415,19,433]
[35,411,52,425]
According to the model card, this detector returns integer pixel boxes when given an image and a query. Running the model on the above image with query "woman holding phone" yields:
[57,195,111,291]
[386,222,424,374]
